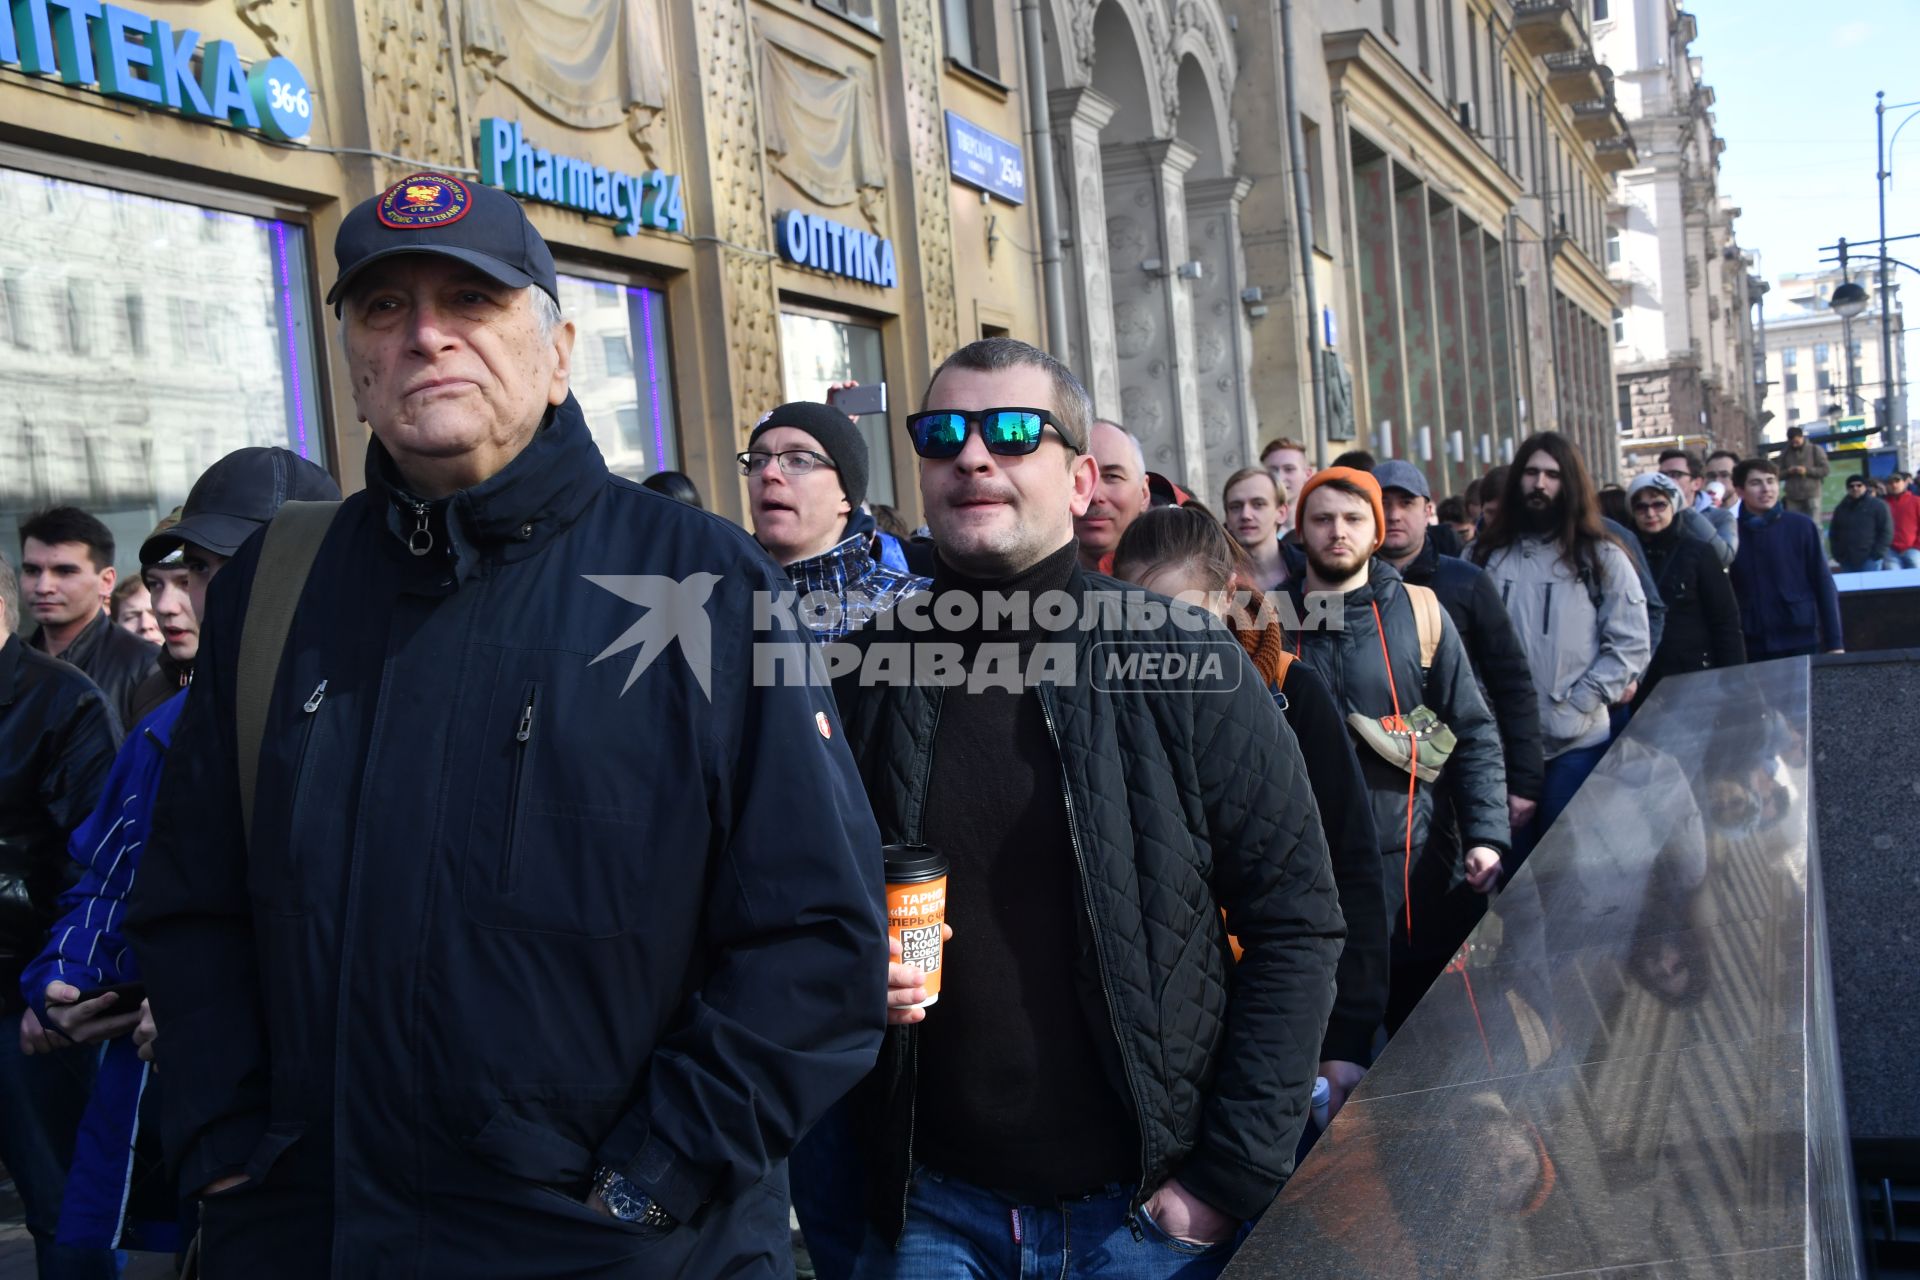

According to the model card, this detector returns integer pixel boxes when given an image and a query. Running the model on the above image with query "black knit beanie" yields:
[748,401,869,511]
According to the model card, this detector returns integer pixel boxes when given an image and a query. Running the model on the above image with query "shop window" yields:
[943,0,998,78]
[556,273,680,482]
[814,0,877,31]
[780,307,893,507]
[0,165,325,577]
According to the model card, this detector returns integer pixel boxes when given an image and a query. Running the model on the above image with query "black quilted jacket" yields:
[833,566,1346,1235]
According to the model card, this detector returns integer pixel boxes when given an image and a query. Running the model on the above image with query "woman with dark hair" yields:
[640,469,703,509]
[1625,472,1744,708]
[1113,506,1386,1120]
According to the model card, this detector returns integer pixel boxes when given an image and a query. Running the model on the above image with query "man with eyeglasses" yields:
[1656,449,1737,565]
[831,337,1344,1278]
[740,401,928,642]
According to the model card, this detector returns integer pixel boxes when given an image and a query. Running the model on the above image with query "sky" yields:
[1691,0,1919,287]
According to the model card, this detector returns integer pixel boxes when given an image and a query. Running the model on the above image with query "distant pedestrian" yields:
[1221,466,1291,590]
[1260,437,1315,534]
[1776,426,1830,520]
[1729,458,1844,658]
[1625,473,1744,708]
[639,468,703,509]
[19,506,159,727]
[1828,475,1892,574]
[1885,472,1920,569]
[110,576,161,645]
[1074,419,1151,571]
[1657,449,1737,564]
[1473,433,1651,869]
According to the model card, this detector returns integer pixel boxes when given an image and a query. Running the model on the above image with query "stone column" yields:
[1102,138,1203,488]
[1049,86,1119,413]
[1184,175,1259,489]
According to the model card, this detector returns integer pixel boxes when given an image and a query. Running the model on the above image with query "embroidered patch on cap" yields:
[816,711,833,740]
[376,173,473,230]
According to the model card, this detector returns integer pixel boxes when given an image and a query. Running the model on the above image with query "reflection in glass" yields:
[555,274,677,482]
[0,166,323,579]
[780,309,892,506]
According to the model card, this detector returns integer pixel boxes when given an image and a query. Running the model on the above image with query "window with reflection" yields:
[780,307,893,506]
[0,165,324,578]
[554,273,679,482]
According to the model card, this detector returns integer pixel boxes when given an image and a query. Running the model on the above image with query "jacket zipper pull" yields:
[302,679,328,713]
[407,502,434,557]
[516,690,536,744]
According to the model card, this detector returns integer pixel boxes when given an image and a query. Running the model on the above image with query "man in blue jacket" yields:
[1729,457,1844,659]
[124,174,888,1278]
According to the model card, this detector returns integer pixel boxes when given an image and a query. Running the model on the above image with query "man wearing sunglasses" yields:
[833,338,1344,1278]
[739,401,927,642]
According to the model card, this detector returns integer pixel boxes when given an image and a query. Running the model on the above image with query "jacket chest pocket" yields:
[461,681,641,938]
[251,680,331,915]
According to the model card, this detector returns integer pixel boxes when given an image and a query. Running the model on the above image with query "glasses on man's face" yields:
[904,407,1078,459]
[737,449,836,477]
[1661,468,1694,483]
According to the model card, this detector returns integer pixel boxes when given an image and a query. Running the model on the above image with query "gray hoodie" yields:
[1477,535,1653,758]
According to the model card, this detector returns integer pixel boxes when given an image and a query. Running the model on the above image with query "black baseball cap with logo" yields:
[325,172,559,314]
[141,447,342,565]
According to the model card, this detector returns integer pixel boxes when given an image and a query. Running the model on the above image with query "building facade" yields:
[1594,0,1759,476]
[1193,0,1630,502]
[0,0,1050,573]
[1760,268,1908,457]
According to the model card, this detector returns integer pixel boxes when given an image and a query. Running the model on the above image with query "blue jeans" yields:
[1886,549,1920,570]
[1837,559,1883,574]
[1507,740,1611,876]
[0,1011,121,1279]
[790,1096,865,1280]
[852,1168,1232,1280]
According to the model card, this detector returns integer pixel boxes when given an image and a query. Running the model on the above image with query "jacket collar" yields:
[363,393,608,579]
[1740,503,1785,528]
[28,607,108,665]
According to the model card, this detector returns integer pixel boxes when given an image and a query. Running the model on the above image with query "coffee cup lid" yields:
[882,845,947,883]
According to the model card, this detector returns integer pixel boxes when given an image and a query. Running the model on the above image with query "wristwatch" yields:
[591,1166,677,1231]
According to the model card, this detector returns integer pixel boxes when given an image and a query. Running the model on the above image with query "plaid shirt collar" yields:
[785,530,929,641]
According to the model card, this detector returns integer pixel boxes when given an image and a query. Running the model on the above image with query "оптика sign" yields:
[1,0,312,140]
[477,118,686,237]
[777,210,898,288]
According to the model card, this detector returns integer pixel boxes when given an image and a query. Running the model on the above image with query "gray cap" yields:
[1372,459,1431,500]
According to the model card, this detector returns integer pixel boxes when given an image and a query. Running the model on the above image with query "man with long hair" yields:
[1472,433,1650,871]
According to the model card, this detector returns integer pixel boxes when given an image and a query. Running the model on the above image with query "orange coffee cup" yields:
[883,845,948,1008]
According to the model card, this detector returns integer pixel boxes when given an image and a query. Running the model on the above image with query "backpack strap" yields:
[1271,648,1296,690]
[1404,582,1443,674]
[235,500,341,850]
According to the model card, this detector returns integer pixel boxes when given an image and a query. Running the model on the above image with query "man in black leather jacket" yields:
[20,506,159,729]
[0,551,123,1277]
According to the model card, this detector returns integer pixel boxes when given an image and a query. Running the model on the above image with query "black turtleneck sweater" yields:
[915,540,1138,1197]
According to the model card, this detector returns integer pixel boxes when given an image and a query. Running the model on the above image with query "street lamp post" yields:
[1878,92,1920,435]
[1831,240,1869,419]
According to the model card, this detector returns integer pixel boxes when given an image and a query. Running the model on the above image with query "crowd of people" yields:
[0,171,1856,1280]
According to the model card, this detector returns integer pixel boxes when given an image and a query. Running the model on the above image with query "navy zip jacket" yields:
[126,396,887,1277]
[1730,504,1843,656]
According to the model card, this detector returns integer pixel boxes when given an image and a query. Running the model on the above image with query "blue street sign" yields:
[944,112,1026,205]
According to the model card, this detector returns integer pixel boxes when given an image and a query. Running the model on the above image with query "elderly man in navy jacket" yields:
[126,175,887,1278]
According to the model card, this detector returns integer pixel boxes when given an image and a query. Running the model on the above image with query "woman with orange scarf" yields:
[1114,506,1387,1124]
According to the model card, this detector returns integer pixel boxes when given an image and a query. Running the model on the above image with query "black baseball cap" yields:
[326,172,558,313]
[141,447,342,565]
